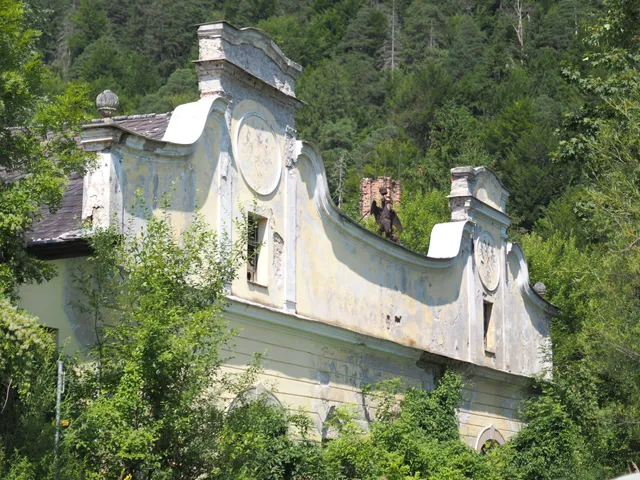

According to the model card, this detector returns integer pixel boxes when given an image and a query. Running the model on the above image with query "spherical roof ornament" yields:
[533,282,547,297]
[96,90,119,118]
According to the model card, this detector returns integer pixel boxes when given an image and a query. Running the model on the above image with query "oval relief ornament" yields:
[475,231,500,291]
[235,113,282,196]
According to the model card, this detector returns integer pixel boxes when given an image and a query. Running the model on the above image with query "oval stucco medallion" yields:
[235,112,282,196]
[475,231,500,291]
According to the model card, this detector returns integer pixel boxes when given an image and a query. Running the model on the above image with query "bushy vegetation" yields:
[0,198,521,479]
[27,0,600,228]
[4,0,640,477]
[0,0,93,299]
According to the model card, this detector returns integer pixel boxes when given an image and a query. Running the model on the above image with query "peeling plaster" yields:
[273,232,284,290]
[24,25,558,449]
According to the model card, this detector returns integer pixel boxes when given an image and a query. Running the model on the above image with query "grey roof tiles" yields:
[88,112,171,140]
[27,173,84,243]
[4,112,172,249]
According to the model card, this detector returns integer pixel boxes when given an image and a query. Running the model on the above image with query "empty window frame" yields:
[483,300,496,354]
[247,213,268,286]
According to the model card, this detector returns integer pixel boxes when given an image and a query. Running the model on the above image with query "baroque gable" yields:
[20,21,556,449]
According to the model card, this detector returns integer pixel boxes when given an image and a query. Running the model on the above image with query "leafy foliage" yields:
[0,299,58,479]
[0,0,93,298]
[29,0,596,229]
[8,0,640,477]
[56,200,260,478]
[396,189,450,255]
[321,372,498,479]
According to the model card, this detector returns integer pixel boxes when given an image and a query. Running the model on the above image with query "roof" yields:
[3,112,172,256]
[87,112,172,141]
[27,172,84,243]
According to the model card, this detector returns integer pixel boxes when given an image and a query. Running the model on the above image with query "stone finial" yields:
[533,282,547,297]
[96,90,119,118]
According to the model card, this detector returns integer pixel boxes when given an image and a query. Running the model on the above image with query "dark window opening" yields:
[481,439,500,455]
[247,215,260,282]
[246,213,267,285]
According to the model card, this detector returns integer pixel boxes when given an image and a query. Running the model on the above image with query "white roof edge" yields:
[161,95,229,145]
[428,221,472,258]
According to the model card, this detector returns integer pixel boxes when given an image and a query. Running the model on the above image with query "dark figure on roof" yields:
[360,187,403,242]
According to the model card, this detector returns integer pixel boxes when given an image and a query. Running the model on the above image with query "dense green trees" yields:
[0,300,58,479]
[0,1,91,476]
[28,0,600,230]
[57,203,258,478]
[6,0,640,476]
[517,0,640,476]
[0,0,92,298]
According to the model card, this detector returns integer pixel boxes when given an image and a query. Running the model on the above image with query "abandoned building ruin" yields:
[360,176,402,218]
[18,22,556,451]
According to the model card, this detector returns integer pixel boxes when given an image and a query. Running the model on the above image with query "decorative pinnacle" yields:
[533,282,547,297]
[96,90,119,118]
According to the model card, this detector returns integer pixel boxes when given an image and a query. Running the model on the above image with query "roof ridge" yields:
[90,112,172,124]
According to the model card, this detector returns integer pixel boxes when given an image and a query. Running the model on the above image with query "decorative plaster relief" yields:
[475,231,500,291]
[235,112,282,195]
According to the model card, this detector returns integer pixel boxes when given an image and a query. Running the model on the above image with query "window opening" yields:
[481,439,500,455]
[483,300,495,354]
[475,425,505,453]
[247,215,259,282]
[246,213,268,285]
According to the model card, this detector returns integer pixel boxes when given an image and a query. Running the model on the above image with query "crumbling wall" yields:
[360,177,402,216]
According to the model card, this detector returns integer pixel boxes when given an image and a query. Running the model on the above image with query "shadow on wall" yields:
[298,155,465,310]
[118,116,221,221]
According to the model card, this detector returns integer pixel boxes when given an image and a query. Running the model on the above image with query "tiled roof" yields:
[25,112,171,247]
[27,173,84,243]
[88,112,172,140]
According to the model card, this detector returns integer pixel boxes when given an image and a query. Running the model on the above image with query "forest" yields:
[2,0,640,477]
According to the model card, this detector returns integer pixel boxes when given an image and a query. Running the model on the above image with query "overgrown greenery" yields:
[0,299,58,479]
[29,0,599,229]
[4,0,640,477]
[56,201,266,479]
[0,0,93,298]
[0,200,521,479]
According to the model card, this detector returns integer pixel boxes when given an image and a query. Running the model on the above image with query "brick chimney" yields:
[360,177,402,216]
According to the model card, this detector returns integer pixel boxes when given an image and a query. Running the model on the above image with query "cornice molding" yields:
[197,21,303,80]
[449,196,512,227]
[194,58,304,108]
[225,295,424,361]
[226,295,539,385]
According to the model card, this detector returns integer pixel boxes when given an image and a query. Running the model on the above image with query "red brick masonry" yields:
[360,177,402,216]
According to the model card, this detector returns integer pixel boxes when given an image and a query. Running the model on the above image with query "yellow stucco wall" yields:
[18,258,92,356]
[218,305,527,446]
[18,259,527,448]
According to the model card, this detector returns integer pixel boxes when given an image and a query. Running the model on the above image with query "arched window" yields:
[475,424,505,454]
[227,381,283,411]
